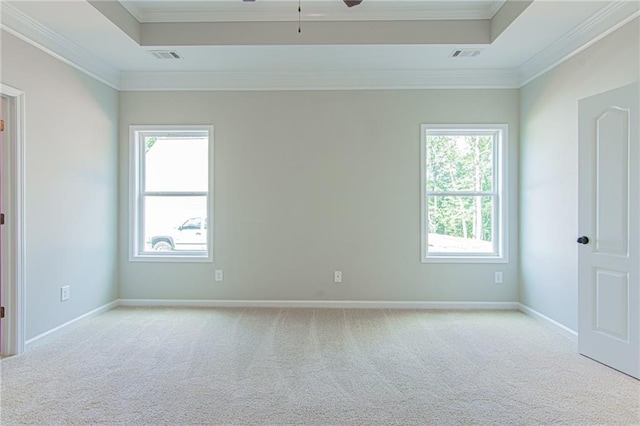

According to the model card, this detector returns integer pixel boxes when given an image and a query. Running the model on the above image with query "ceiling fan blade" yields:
[244,0,362,6]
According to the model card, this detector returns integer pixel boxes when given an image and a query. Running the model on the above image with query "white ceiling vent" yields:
[149,50,181,60]
[450,49,483,58]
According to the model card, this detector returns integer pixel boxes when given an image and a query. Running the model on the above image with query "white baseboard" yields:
[25,300,120,350]
[518,303,578,341]
[118,299,520,310]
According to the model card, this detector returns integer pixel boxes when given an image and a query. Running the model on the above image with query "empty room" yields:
[0,0,639,424]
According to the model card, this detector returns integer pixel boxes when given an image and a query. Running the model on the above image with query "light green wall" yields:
[119,89,519,302]
[519,18,639,331]
[1,31,119,340]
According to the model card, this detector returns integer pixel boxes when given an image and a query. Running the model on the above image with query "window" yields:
[130,125,213,262]
[421,124,507,263]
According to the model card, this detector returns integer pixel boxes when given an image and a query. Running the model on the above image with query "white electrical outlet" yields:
[334,271,342,283]
[215,269,223,282]
[494,272,503,284]
[61,285,70,302]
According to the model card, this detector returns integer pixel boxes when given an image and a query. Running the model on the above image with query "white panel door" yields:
[578,82,639,379]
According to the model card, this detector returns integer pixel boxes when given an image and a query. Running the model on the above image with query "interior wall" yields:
[0,31,119,340]
[519,18,640,331]
[119,89,519,302]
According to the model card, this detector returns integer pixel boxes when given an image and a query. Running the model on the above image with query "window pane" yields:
[427,196,494,253]
[143,196,207,252]
[426,134,493,193]
[144,134,208,192]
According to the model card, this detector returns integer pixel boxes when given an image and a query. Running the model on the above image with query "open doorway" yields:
[1,94,6,351]
[0,84,26,356]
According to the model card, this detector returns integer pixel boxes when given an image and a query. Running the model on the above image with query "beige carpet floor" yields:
[1,307,638,425]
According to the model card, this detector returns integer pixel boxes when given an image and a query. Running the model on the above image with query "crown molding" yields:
[518,0,640,87]
[118,68,520,91]
[118,1,144,22]
[120,1,505,23]
[2,0,636,92]
[0,2,120,90]
[487,0,507,20]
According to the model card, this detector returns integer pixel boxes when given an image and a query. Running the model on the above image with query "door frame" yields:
[0,83,26,356]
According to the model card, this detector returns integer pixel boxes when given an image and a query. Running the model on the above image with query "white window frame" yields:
[420,124,508,263]
[129,125,214,263]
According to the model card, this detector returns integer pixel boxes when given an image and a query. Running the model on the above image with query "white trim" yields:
[518,1,640,87]
[118,299,520,310]
[0,84,26,357]
[487,0,507,20]
[24,300,119,350]
[118,1,144,22]
[518,303,578,342]
[129,125,214,263]
[420,124,509,263]
[119,1,504,23]
[0,2,120,90]
[118,69,521,91]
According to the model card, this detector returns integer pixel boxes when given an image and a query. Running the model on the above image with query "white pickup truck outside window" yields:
[129,125,214,262]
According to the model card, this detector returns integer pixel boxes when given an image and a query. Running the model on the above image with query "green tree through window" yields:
[421,125,506,260]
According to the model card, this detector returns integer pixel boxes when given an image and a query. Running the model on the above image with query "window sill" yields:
[422,256,508,264]
[130,253,213,263]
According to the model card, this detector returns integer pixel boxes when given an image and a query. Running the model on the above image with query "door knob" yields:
[577,236,590,245]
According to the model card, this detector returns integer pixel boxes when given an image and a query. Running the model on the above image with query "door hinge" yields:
[0,213,5,225]
[0,119,4,132]
[0,307,5,319]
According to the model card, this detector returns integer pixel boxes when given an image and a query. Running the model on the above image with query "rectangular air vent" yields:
[149,50,181,60]
[450,49,482,58]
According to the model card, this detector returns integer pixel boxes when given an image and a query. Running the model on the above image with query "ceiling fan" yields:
[242,0,363,7]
